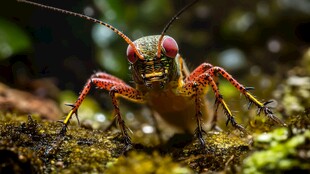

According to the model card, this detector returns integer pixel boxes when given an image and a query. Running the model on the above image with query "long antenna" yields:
[17,0,144,60]
[156,0,200,58]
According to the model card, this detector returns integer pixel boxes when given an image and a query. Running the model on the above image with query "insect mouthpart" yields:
[142,71,168,89]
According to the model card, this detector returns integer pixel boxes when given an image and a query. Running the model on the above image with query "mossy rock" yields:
[1,112,309,173]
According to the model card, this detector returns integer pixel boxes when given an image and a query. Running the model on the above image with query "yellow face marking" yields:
[145,72,164,78]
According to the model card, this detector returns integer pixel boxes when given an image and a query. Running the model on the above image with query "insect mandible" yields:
[18,0,285,148]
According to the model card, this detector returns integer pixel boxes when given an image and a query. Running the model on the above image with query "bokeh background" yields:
[1,0,310,130]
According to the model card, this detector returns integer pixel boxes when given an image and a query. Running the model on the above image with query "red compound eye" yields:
[162,36,178,58]
[126,44,138,63]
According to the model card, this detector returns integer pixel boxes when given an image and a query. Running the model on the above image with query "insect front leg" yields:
[60,72,124,134]
[207,66,286,126]
[184,63,221,130]
[179,71,244,146]
[107,84,144,146]
[60,72,144,146]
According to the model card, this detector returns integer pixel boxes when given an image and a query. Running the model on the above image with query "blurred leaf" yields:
[106,0,125,21]
[141,0,171,21]
[0,18,31,59]
[219,80,239,98]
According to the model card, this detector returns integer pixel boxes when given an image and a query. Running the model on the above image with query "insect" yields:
[18,0,285,148]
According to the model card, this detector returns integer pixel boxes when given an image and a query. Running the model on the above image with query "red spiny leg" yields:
[92,79,144,146]
[93,71,126,83]
[62,72,122,127]
[207,66,286,126]
[185,63,221,129]
[180,72,244,146]
[184,63,244,129]
[192,83,206,146]
[63,72,125,123]
[186,63,213,81]
[61,72,144,146]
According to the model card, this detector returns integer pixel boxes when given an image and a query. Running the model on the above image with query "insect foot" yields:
[257,100,287,126]
[194,127,207,147]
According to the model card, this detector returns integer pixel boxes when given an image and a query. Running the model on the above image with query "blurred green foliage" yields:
[1,0,309,90]
[0,1,310,173]
[243,128,310,174]
[0,18,31,60]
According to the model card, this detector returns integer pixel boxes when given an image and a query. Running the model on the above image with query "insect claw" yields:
[245,87,255,91]
[255,100,287,126]
[125,136,132,145]
[214,98,219,105]
[60,125,68,136]
[201,129,207,134]
[226,116,232,126]
[121,135,132,153]
[226,116,235,126]
[223,109,232,124]
[235,124,247,134]
[256,106,263,115]
[65,103,75,108]
[247,101,253,110]
[75,111,80,125]
[198,137,205,147]
[65,103,80,125]
[226,116,238,127]
[227,116,247,134]
[263,100,274,106]
[127,127,133,134]
[194,127,206,147]
[262,107,287,126]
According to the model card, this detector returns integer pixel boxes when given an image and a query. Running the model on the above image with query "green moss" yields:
[106,151,192,174]
[2,108,308,173]
[0,113,123,174]
[242,127,310,174]
[174,132,250,172]
[0,113,253,173]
